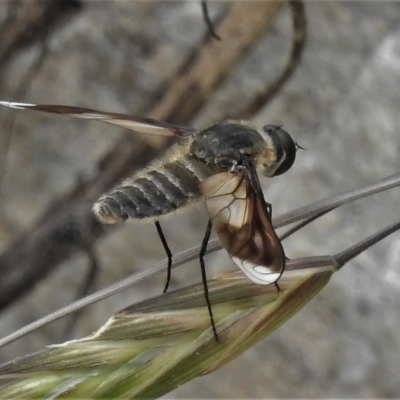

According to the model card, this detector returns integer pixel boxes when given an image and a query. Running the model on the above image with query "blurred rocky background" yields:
[0,0,400,397]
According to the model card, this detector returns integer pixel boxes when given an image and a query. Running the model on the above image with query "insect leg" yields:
[199,219,219,341]
[155,221,173,293]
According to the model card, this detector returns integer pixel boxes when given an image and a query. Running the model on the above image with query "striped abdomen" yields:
[93,155,214,224]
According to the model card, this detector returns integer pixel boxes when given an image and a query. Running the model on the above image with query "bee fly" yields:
[0,101,297,340]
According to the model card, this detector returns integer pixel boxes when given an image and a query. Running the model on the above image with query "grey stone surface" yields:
[0,1,400,398]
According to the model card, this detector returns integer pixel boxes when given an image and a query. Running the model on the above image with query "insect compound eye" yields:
[262,125,296,176]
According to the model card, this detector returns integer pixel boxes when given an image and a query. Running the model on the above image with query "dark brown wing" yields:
[200,165,285,285]
[0,101,195,138]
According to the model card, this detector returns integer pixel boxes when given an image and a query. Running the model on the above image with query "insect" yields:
[0,101,297,339]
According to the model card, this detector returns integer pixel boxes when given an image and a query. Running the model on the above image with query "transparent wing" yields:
[0,101,195,137]
[200,169,285,285]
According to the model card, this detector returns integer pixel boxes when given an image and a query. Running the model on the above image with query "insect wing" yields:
[0,101,195,138]
[200,170,285,285]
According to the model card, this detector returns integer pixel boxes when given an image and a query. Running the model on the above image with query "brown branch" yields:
[150,1,286,124]
[0,38,50,189]
[0,0,83,186]
[0,0,82,68]
[0,0,297,311]
[235,0,307,119]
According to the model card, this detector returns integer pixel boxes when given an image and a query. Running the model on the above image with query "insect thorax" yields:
[190,121,271,168]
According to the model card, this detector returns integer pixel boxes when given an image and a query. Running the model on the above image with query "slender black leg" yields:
[199,219,218,341]
[155,221,173,293]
